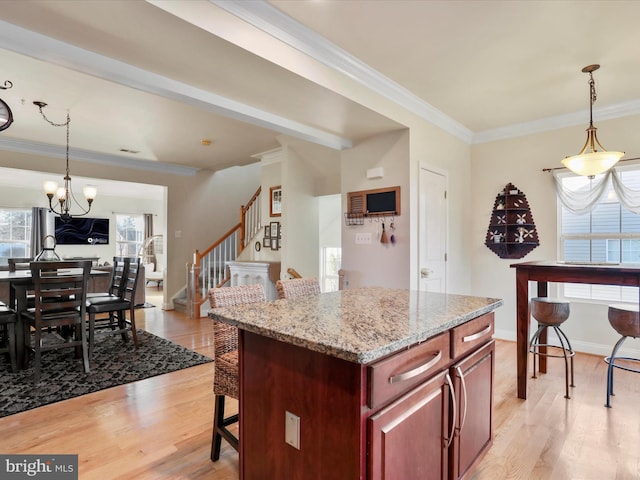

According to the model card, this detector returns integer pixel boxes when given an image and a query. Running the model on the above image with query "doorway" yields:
[419,164,448,292]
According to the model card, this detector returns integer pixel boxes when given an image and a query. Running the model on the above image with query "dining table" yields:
[510,260,640,400]
[0,267,110,370]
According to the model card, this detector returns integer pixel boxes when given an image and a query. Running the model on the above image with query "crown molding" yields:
[0,20,351,154]
[211,0,474,144]
[0,136,199,176]
[473,99,640,145]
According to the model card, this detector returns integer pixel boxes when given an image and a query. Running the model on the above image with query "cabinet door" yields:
[368,370,450,480]
[450,340,495,480]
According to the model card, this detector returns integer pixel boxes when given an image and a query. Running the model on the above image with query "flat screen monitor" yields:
[54,217,109,245]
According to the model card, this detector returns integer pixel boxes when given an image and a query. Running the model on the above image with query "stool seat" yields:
[529,297,574,399]
[605,304,640,408]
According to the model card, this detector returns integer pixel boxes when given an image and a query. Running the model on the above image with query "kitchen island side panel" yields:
[240,330,366,480]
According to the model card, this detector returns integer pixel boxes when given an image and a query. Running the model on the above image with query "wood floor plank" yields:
[1,295,639,479]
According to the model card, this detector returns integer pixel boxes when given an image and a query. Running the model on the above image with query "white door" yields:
[419,165,447,292]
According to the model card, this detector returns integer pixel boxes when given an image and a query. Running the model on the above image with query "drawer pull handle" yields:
[389,350,442,384]
[462,325,492,343]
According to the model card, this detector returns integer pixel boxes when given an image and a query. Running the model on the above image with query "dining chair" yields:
[86,257,140,358]
[0,301,17,373]
[86,256,129,299]
[21,260,92,383]
[276,277,321,299]
[208,283,266,462]
[7,257,33,310]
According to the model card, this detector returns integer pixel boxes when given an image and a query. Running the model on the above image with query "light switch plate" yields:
[355,232,372,244]
[285,411,300,450]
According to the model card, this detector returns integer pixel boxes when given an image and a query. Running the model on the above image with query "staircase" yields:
[175,187,262,318]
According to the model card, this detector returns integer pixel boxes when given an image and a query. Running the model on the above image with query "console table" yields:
[510,260,640,399]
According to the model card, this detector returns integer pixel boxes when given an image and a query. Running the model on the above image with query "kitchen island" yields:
[210,287,502,480]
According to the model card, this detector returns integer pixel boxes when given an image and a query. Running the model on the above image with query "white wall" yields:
[341,130,410,288]
[471,114,640,356]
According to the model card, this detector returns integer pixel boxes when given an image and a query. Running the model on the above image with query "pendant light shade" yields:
[561,65,624,178]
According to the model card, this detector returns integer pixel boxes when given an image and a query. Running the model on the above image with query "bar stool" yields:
[529,297,575,399]
[604,304,640,408]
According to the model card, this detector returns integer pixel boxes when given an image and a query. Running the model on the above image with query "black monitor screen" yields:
[54,217,109,245]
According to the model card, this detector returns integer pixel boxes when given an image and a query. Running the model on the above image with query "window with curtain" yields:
[115,214,144,257]
[0,208,32,264]
[559,168,640,302]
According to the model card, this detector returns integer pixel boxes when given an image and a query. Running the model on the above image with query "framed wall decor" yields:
[263,237,272,248]
[264,225,271,237]
[269,221,280,238]
[270,185,282,217]
[270,237,279,251]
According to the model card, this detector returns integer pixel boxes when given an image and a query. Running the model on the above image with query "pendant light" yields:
[561,64,624,178]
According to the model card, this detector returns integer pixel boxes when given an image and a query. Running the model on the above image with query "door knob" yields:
[420,268,431,278]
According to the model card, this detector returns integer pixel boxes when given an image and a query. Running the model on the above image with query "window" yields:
[0,208,32,265]
[115,214,144,257]
[559,168,640,302]
[321,247,341,292]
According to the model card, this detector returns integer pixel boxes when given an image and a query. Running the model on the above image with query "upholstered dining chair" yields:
[275,277,321,299]
[0,301,17,373]
[86,257,140,358]
[208,283,266,462]
[21,260,92,382]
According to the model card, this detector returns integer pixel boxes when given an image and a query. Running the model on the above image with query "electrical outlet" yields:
[285,411,300,450]
[355,232,372,244]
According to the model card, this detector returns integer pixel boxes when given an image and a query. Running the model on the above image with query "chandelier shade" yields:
[35,101,96,222]
[561,64,624,178]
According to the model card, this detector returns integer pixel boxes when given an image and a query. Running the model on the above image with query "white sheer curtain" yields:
[553,168,640,214]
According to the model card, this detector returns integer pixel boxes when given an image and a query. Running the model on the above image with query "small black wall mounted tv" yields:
[54,217,109,245]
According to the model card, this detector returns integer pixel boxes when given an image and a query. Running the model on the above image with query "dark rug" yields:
[0,330,213,418]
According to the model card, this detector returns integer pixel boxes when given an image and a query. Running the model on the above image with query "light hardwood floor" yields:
[1,298,638,479]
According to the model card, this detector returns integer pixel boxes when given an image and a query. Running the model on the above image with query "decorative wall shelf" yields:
[485,183,539,259]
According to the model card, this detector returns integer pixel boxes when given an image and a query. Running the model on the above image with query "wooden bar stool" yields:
[529,297,575,399]
[605,304,640,408]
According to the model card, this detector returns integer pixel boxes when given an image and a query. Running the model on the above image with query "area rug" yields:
[0,330,213,418]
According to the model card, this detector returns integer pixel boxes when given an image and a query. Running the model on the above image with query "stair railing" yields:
[187,187,261,318]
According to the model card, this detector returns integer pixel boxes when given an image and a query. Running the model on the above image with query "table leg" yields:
[516,269,530,399]
[13,284,28,370]
[537,281,549,374]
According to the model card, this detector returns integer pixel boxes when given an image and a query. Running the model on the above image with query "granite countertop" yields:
[209,287,503,364]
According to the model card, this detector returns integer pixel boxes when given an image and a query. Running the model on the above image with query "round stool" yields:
[605,304,640,408]
[529,297,575,399]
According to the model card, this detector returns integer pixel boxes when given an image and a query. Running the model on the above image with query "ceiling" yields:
[0,0,639,193]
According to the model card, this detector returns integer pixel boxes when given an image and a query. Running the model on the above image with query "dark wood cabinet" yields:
[450,340,495,480]
[368,370,450,480]
[238,313,495,480]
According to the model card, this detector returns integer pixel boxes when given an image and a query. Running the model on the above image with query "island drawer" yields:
[451,312,494,359]
[367,332,449,409]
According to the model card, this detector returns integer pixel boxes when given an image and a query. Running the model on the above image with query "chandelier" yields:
[34,101,97,222]
[561,64,624,178]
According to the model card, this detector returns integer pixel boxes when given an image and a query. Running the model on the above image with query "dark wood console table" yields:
[510,261,640,399]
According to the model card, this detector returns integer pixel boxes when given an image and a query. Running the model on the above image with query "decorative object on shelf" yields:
[34,101,97,222]
[485,183,539,259]
[0,80,14,132]
[270,185,282,217]
[561,65,624,178]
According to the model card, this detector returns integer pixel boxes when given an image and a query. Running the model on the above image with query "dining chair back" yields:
[0,301,17,373]
[86,257,140,358]
[208,283,266,461]
[22,260,92,382]
[7,257,34,310]
[87,256,129,299]
[276,277,321,299]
